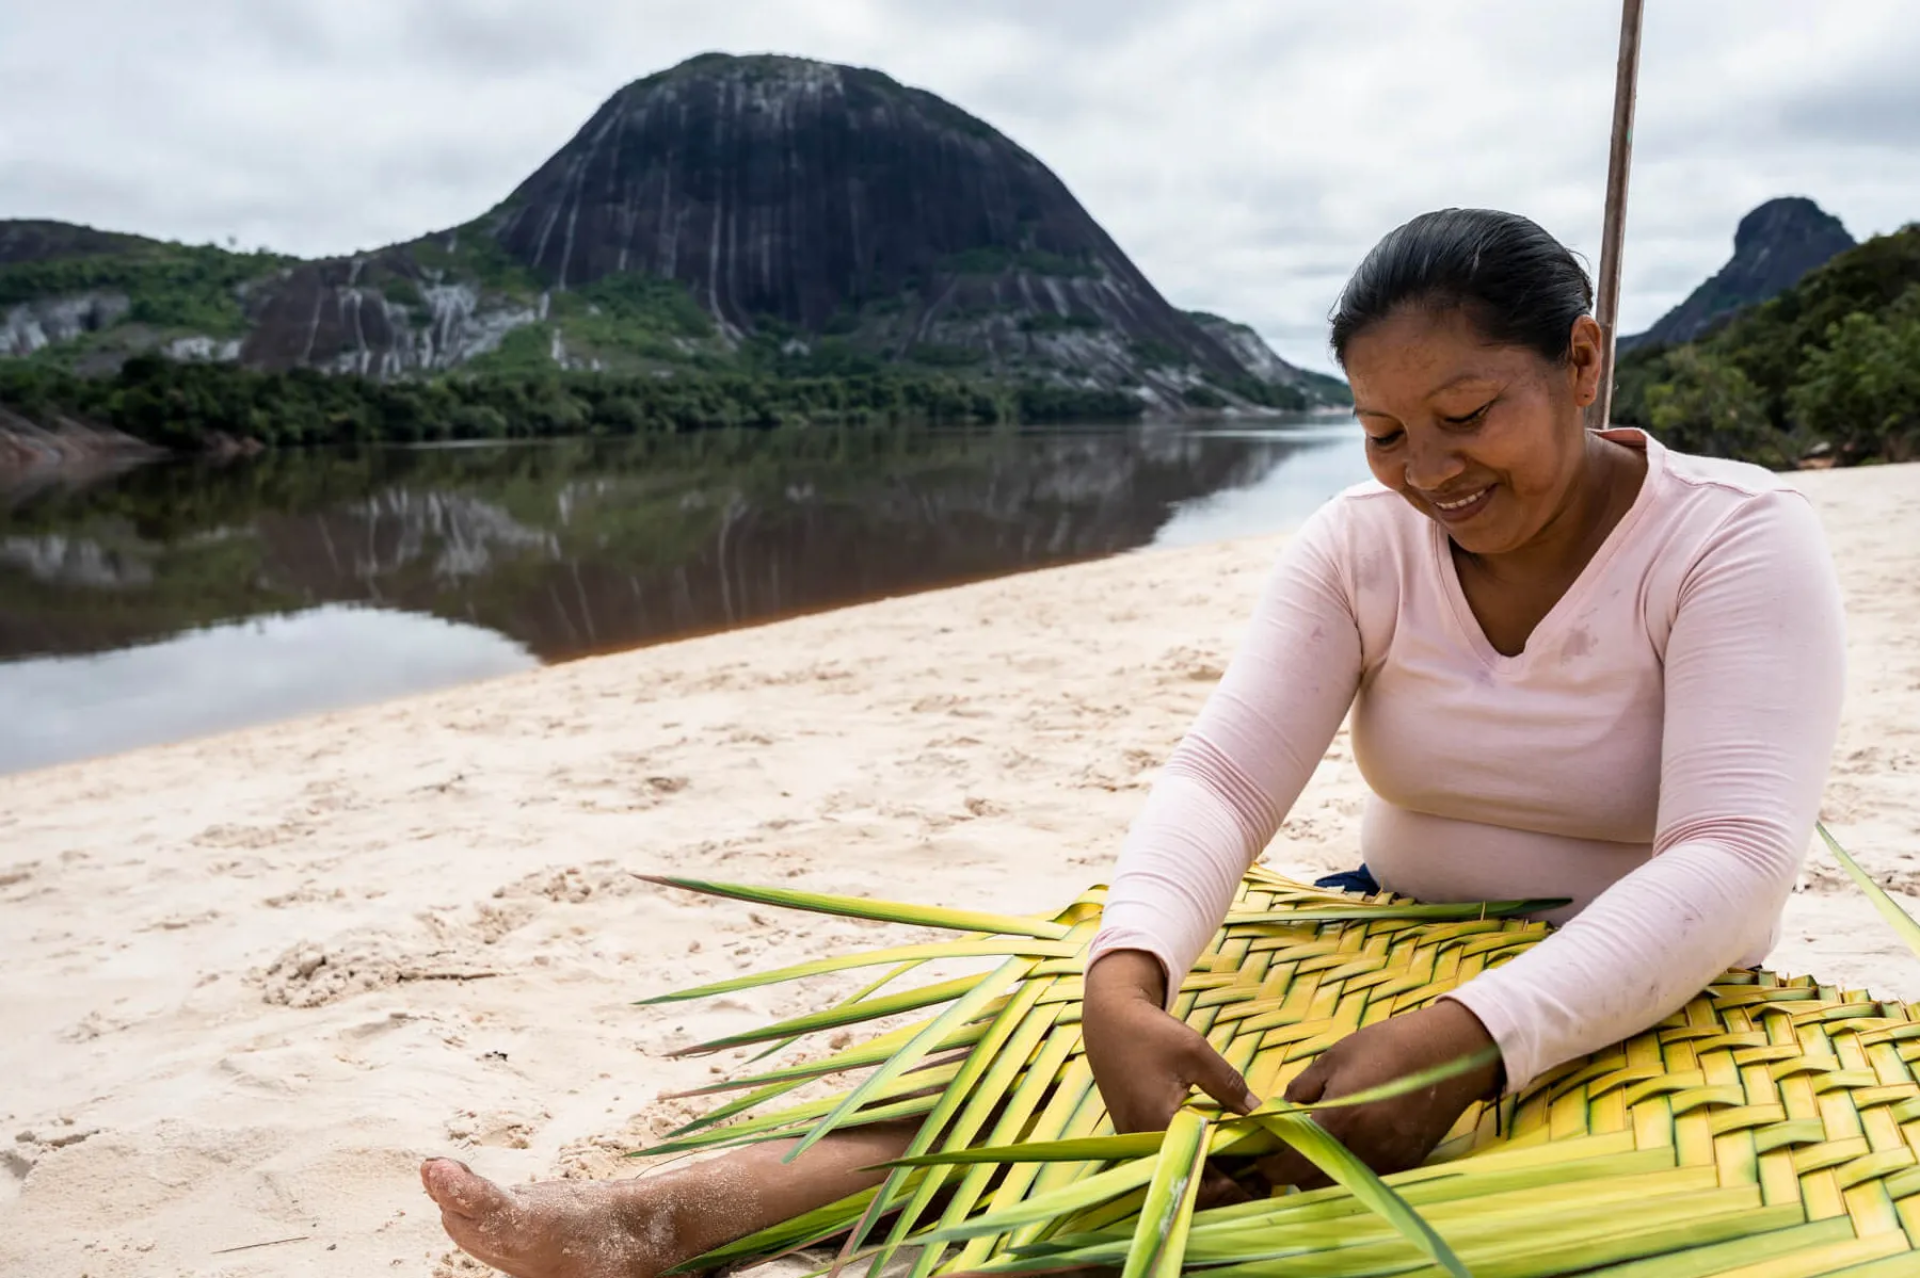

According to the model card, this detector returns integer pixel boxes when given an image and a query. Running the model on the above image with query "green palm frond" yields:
[1819,822,1920,956]
[637,839,1920,1277]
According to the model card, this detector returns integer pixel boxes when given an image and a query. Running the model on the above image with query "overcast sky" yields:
[2,1,1916,373]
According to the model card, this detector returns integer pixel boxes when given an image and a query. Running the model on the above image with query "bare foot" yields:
[421,1158,678,1278]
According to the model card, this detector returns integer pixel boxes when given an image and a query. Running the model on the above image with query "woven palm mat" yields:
[641,866,1920,1277]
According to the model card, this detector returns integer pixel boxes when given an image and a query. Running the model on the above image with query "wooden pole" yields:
[1590,0,1646,429]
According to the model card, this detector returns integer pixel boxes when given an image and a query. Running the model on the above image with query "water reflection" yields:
[0,417,1369,771]
[1149,421,1370,550]
[0,606,535,774]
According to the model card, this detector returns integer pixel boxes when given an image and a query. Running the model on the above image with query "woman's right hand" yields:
[1082,950,1262,1134]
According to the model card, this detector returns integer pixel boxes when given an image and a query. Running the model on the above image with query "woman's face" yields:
[1343,306,1604,557]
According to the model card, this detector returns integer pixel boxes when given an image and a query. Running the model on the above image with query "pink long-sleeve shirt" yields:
[1090,428,1847,1092]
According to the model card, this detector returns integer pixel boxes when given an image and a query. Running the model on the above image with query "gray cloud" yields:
[394,0,611,76]
[1778,78,1920,153]
[1,0,1916,371]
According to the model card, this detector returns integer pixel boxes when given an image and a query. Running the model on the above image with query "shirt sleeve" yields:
[1089,501,1366,1003]
[1446,488,1847,1093]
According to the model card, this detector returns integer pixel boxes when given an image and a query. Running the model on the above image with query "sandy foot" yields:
[422,1158,675,1278]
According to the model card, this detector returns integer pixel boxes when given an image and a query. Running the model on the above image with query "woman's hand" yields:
[1255,999,1504,1189]
[1082,950,1260,1134]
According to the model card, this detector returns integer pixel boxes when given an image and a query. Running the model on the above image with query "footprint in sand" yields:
[138,909,221,933]
[497,862,648,906]
[257,929,502,1008]
[256,865,662,1008]
[444,1107,550,1150]
[471,899,542,943]
[262,884,349,909]
[192,822,314,850]
[2,1144,34,1199]
[544,770,691,812]
[58,1010,134,1043]
[204,855,278,880]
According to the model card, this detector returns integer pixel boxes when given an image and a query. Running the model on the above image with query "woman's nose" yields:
[1403,432,1466,492]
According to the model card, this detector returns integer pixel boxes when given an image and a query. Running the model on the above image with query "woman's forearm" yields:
[1090,509,1365,1006]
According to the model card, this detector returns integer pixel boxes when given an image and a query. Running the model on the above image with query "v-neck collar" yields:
[1432,428,1664,670]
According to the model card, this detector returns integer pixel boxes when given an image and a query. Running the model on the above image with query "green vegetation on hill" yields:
[940,247,1098,278]
[408,225,545,297]
[1180,309,1353,408]
[1612,224,1920,466]
[0,356,1145,452]
[569,273,716,338]
[1019,312,1104,334]
[1296,368,1353,406]
[0,239,293,336]
[1216,376,1309,412]
[1,213,1340,446]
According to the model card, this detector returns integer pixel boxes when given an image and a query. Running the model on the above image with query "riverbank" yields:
[1,461,1917,1277]
[0,410,164,477]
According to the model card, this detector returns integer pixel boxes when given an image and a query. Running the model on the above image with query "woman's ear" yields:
[1567,315,1605,407]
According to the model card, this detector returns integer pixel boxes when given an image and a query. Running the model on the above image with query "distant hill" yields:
[1612,219,1920,467]
[1619,197,1855,352]
[0,53,1341,419]
[1184,312,1351,406]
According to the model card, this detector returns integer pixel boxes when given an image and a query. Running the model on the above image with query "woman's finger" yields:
[1282,1050,1335,1105]
[1197,1162,1255,1210]
[1185,1035,1261,1114]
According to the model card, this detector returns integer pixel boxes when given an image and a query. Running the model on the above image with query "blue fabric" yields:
[1313,865,1381,895]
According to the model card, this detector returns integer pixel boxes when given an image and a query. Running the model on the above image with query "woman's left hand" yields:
[1254,1000,1504,1189]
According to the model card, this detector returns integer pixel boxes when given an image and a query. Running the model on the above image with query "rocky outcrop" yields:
[237,254,550,375]
[1620,198,1856,352]
[1182,311,1345,399]
[164,335,243,362]
[2,292,132,356]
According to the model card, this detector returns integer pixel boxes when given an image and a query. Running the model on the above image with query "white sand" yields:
[3,462,1919,1277]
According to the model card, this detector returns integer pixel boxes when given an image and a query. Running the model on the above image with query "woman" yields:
[419,209,1847,1278]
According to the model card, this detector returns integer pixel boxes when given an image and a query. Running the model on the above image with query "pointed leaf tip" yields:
[1820,823,1920,960]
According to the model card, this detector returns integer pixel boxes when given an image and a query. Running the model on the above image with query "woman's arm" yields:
[1089,502,1367,1003]
[1445,488,1847,1093]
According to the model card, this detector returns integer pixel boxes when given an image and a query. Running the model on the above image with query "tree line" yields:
[0,357,1150,451]
[1611,224,1920,467]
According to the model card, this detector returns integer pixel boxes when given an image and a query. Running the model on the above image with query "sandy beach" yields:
[4,461,1919,1278]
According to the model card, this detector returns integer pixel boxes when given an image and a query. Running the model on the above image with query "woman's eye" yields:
[1442,402,1494,428]
[1366,431,1404,449]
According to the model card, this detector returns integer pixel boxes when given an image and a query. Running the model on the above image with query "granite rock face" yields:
[2,292,132,357]
[237,251,547,375]
[1620,197,1856,352]
[483,55,1242,370]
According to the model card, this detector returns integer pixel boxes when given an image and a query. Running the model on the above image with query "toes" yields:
[419,1158,457,1194]
[421,1157,518,1221]
[440,1207,518,1274]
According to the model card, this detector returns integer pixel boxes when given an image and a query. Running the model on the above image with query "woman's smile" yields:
[1424,484,1496,524]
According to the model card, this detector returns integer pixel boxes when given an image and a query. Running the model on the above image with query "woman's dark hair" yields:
[1329,209,1594,366]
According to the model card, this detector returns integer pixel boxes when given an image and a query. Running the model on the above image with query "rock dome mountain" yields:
[1,54,1339,412]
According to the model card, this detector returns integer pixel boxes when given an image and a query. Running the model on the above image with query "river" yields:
[0,415,1371,773]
